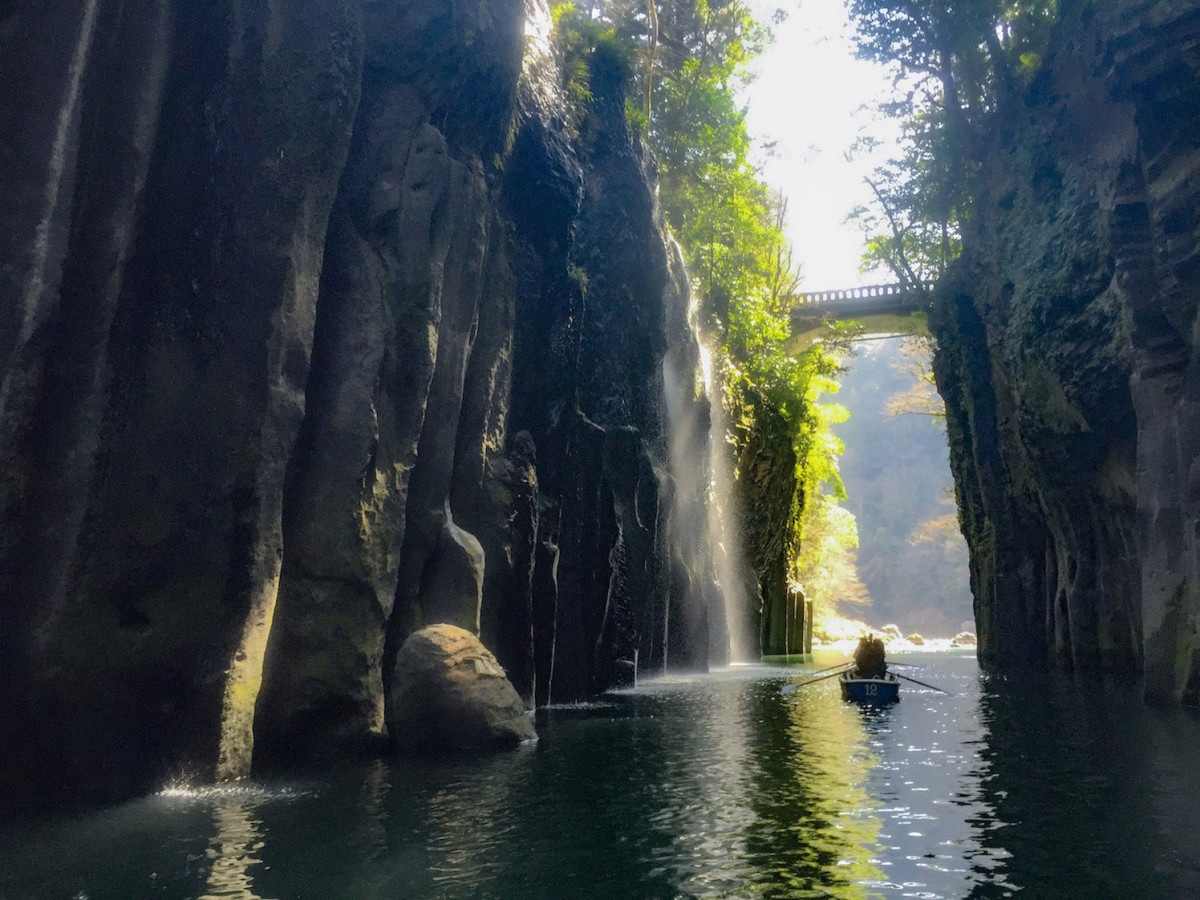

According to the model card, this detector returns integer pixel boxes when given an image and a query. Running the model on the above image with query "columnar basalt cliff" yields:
[932,2,1200,702]
[0,0,723,808]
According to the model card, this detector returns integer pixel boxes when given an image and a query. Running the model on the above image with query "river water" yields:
[3,651,1200,899]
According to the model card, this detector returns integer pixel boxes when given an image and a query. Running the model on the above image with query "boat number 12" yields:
[865,684,877,696]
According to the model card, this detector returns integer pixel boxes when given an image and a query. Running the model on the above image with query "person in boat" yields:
[852,633,887,679]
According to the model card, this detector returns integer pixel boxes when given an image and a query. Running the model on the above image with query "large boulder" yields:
[389,624,536,752]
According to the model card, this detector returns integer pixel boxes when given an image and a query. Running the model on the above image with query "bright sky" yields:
[742,0,901,290]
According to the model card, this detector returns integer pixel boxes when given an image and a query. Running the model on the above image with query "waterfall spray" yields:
[662,240,753,665]
[695,338,752,662]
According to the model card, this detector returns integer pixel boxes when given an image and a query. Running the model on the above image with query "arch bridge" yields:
[787,281,934,351]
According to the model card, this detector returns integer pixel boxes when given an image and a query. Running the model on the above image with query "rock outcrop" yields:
[932,2,1200,702]
[0,0,725,808]
[389,624,536,752]
[1,0,367,806]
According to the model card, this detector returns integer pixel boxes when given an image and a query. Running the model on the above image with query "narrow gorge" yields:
[930,1,1200,703]
[2,0,1199,822]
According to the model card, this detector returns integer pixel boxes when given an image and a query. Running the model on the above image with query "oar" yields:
[894,672,954,695]
[803,660,855,676]
[781,666,852,693]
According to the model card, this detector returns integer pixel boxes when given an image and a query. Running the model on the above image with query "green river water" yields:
[3,651,1199,899]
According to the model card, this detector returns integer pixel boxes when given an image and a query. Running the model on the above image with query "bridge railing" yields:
[794,282,934,307]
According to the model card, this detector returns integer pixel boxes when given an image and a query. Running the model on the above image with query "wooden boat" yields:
[839,669,900,703]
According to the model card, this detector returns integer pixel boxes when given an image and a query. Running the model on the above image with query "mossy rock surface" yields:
[389,624,536,753]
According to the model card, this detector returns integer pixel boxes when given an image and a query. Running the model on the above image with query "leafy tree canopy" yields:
[847,0,1059,283]
[550,0,853,608]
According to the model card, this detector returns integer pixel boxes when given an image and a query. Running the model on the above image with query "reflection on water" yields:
[743,680,885,898]
[3,654,1200,899]
[964,671,1200,898]
[672,676,755,895]
[199,801,265,900]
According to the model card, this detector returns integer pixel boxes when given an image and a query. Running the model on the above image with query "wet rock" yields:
[469,432,539,706]
[389,624,536,753]
[0,0,723,807]
[502,42,693,702]
[907,633,926,646]
[254,0,526,770]
[952,632,978,647]
[930,2,1199,701]
[0,0,365,802]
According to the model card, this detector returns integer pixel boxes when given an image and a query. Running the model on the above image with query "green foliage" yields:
[795,498,873,615]
[848,128,966,283]
[847,0,1059,283]
[551,4,605,138]
[550,1,852,619]
[623,97,649,137]
[551,3,640,146]
[791,374,863,611]
[604,1,850,570]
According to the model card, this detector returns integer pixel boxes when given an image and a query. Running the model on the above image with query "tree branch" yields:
[864,175,924,290]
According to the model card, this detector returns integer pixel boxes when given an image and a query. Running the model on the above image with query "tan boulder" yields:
[389,624,536,752]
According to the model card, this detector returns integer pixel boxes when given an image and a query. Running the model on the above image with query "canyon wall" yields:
[0,0,722,808]
[932,1,1200,702]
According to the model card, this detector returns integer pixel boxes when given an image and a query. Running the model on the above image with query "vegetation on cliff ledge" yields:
[550,0,853,645]
[847,0,1059,282]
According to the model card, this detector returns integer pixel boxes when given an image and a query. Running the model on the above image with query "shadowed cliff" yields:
[931,1,1200,703]
[0,0,723,809]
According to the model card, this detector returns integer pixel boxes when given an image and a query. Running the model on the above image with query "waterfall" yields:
[662,240,753,665]
[695,338,752,662]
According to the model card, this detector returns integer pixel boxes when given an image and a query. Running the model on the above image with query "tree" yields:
[884,337,943,420]
[551,1,856,640]
[846,1,1060,284]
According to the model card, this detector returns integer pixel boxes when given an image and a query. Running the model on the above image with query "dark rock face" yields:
[0,0,365,806]
[932,2,1200,702]
[389,624,536,752]
[0,0,722,807]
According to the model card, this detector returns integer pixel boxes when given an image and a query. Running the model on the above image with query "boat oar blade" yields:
[894,672,953,695]
[804,661,855,677]
[783,667,852,693]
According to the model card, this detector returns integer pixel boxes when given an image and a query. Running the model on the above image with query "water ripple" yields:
[4,654,1200,898]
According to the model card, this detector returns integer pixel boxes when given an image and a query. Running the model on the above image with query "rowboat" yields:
[839,669,900,703]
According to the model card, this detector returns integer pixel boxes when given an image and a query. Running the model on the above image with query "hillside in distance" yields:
[834,338,972,638]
